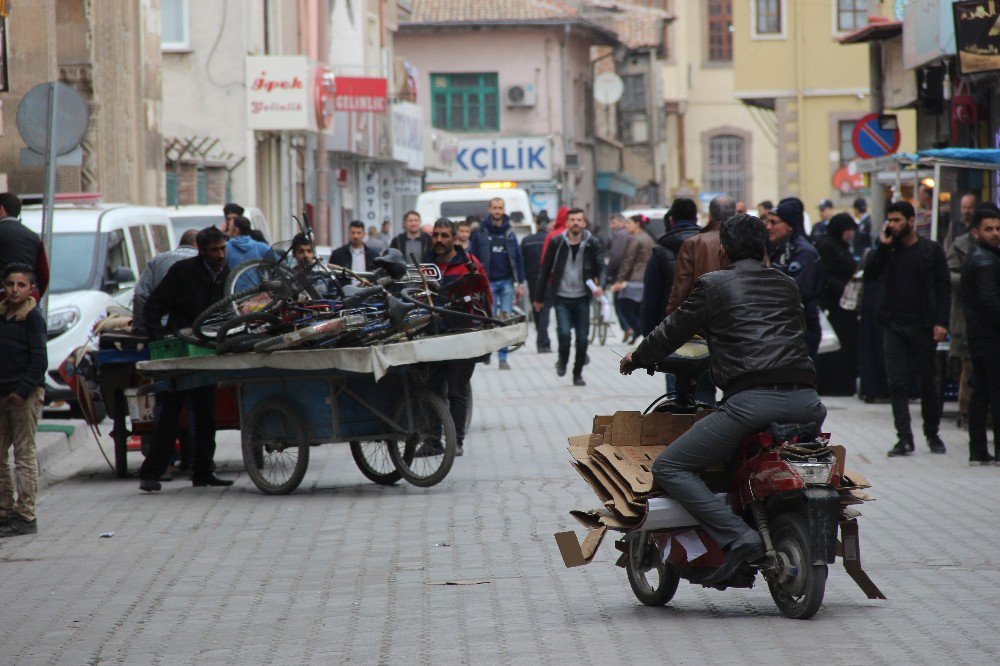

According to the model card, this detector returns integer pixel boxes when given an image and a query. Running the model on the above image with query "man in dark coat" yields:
[814,213,859,395]
[960,207,1000,464]
[330,220,378,275]
[0,193,49,297]
[864,201,950,457]
[641,198,699,337]
[140,227,234,491]
[390,211,432,264]
[520,214,551,352]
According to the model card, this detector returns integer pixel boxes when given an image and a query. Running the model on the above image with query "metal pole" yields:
[931,161,941,241]
[39,81,59,320]
[560,24,573,207]
[868,40,886,230]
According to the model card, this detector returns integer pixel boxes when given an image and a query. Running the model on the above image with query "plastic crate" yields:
[149,338,186,360]
[185,343,215,357]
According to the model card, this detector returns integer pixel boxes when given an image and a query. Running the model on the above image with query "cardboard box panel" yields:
[554,526,607,567]
[610,411,643,446]
[640,410,713,446]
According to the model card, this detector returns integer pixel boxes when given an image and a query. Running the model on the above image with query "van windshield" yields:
[50,233,97,293]
[440,201,492,219]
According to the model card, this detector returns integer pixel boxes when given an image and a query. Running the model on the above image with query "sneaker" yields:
[0,515,38,538]
[498,360,511,370]
[969,455,995,466]
[455,442,464,457]
[927,435,947,454]
[887,442,912,457]
[556,360,567,377]
[139,479,162,492]
[573,376,586,387]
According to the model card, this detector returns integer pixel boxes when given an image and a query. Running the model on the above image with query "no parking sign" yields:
[852,113,900,159]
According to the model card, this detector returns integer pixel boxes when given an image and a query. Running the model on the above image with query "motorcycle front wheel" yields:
[766,513,827,619]
[624,533,680,606]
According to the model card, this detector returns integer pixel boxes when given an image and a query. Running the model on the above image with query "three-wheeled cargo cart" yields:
[135,325,525,494]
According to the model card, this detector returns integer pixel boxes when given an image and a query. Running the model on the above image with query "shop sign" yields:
[953,1,1000,75]
[395,175,422,196]
[360,163,393,226]
[246,56,310,130]
[392,102,424,171]
[334,77,388,113]
[427,137,553,184]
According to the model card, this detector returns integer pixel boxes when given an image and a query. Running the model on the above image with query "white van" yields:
[165,204,270,242]
[19,203,176,403]
[416,187,535,237]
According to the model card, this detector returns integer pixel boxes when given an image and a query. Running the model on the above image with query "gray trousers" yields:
[651,387,827,549]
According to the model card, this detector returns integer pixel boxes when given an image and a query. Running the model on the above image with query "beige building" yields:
[0,0,162,205]
[660,0,778,209]
[732,0,915,213]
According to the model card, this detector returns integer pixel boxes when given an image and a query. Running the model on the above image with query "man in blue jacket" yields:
[765,198,824,356]
[470,198,526,370]
[226,216,272,291]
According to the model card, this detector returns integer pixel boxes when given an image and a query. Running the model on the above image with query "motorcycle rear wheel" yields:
[766,513,827,619]
[624,533,680,606]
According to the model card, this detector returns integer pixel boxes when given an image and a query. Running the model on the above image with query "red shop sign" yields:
[334,77,388,113]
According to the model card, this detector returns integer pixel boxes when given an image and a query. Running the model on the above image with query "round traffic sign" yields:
[16,82,90,156]
[851,113,900,160]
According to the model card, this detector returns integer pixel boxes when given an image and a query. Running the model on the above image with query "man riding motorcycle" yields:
[620,214,827,585]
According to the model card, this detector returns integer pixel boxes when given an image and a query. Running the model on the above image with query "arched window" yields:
[706,134,746,203]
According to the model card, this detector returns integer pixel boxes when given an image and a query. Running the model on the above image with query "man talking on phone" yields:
[863,201,950,458]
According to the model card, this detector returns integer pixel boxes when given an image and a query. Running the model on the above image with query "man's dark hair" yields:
[852,197,868,213]
[196,226,228,249]
[433,217,456,235]
[349,220,365,230]
[249,229,266,243]
[709,195,737,223]
[0,192,23,218]
[232,216,253,236]
[402,210,420,221]
[223,203,245,217]
[667,197,697,224]
[291,232,312,251]
[719,214,767,262]
[3,262,36,286]
[885,200,915,220]
[971,207,1000,229]
[178,229,199,247]
[457,219,472,229]
[757,200,774,213]
[566,207,585,219]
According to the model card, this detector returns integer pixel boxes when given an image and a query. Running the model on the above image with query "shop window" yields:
[706,134,746,203]
[431,73,499,132]
[706,0,733,63]
[839,120,859,167]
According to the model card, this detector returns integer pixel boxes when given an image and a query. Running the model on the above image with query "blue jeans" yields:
[491,278,515,361]
[555,295,590,376]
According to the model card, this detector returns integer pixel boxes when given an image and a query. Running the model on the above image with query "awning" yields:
[596,171,638,197]
[838,18,902,45]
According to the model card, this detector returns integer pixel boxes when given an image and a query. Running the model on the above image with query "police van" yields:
[416,185,536,237]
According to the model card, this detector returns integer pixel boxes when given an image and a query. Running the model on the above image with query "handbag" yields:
[839,269,864,311]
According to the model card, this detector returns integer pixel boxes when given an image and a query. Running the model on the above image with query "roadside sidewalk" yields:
[33,419,114,487]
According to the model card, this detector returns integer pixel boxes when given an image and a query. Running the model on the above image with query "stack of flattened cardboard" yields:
[556,410,878,569]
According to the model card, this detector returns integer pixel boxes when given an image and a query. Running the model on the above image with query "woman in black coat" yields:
[815,213,860,396]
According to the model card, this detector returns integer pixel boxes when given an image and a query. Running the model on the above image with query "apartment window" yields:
[620,74,647,112]
[837,0,868,32]
[161,0,190,52]
[706,134,746,203]
[839,120,859,167]
[707,0,733,62]
[755,0,782,35]
[431,73,499,132]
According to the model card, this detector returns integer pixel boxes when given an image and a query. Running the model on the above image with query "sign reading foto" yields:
[427,137,553,184]
[246,56,310,130]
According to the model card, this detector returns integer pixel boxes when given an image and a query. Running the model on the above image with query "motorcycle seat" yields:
[767,422,818,443]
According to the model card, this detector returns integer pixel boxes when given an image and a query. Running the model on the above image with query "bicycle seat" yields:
[374,248,409,280]
[385,294,417,327]
[341,285,384,307]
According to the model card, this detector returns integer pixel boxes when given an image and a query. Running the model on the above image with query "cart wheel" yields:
[242,398,310,495]
[388,390,456,488]
[464,381,473,434]
[350,440,401,485]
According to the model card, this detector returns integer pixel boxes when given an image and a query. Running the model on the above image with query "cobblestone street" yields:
[2,340,1000,665]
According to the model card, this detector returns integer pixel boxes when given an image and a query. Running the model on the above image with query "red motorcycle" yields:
[620,344,881,619]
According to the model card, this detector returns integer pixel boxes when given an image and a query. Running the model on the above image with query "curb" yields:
[35,420,114,488]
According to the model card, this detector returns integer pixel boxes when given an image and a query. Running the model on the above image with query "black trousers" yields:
[527,279,551,349]
[816,306,859,396]
[968,341,1000,458]
[139,386,217,481]
[427,360,476,443]
[883,323,941,442]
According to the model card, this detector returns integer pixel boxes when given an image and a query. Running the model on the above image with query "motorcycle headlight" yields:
[46,306,81,339]
[787,461,834,486]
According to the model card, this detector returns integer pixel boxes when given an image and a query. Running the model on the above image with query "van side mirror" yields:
[103,266,136,292]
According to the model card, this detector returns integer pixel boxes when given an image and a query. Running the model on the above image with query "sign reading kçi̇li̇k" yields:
[953,0,1000,75]
[428,137,553,184]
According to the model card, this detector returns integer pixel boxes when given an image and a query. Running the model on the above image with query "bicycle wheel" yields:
[241,398,310,495]
[387,390,456,488]
[349,440,401,485]
[588,302,599,343]
[225,258,286,296]
[598,320,608,346]
[192,286,278,341]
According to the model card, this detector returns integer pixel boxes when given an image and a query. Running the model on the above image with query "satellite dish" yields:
[593,72,624,105]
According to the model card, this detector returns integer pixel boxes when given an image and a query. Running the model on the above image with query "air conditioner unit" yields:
[628,116,649,143]
[506,84,537,108]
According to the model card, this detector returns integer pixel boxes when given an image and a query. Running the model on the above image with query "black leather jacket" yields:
[960,243,1000,343]
[632,259,816,399]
